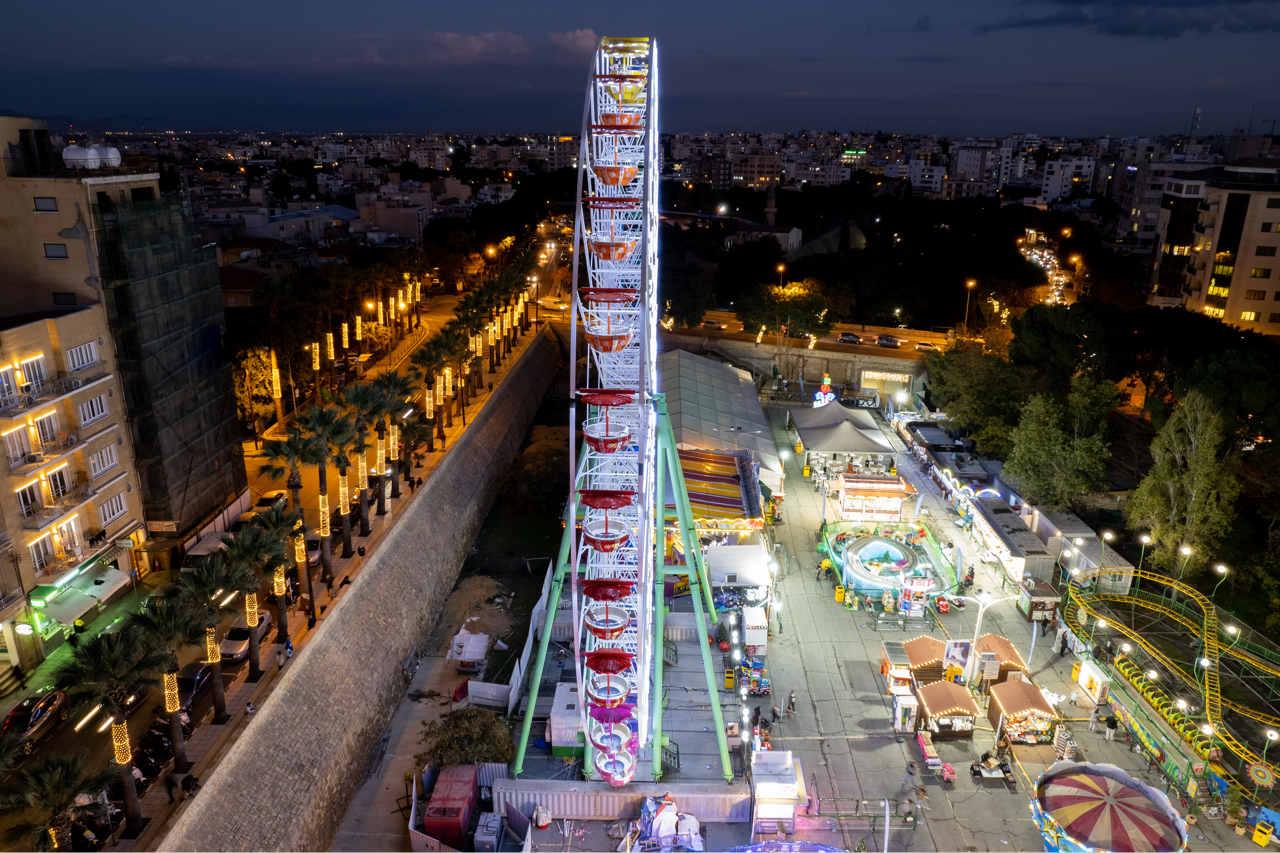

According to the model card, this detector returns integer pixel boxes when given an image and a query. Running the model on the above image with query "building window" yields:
[0,367,14,398]
[55,518,79,555]
[1205,306,1225,318]
[34,412,58,447]
[1269,199,1280,209]
[1208,285,1231,297]
[21,357,47,385]
[30,538,53,572]
[1246,290,1267,300]
[1252,268,1273,278]
[1259,246,1278,257]
[1271,313,1280,323]
[98,492,127,526]
[77,394,107,426]
[52,292,76,306]
[33,197,58,212]
[17,483,41,517]
[89,444,118,478]
[65,341,98,372]
[43,244,69,259]
[1242,311,1259,322]
[1264,223,1276,233]
[3,426,30,464]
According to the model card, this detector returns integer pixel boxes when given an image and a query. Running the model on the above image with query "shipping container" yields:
[422,764,478,848]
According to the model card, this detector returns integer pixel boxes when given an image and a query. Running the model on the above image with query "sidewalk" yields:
[124,322,552,851]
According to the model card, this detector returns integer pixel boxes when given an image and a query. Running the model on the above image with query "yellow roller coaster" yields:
[1066,567,1279,799]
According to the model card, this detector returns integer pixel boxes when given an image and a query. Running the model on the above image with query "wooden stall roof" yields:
[903,636,945,669]
[976,633,1029,670]
[990,679,1056,719]
[918,680,980,719]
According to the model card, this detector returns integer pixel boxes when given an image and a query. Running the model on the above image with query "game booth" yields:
[974,633,1030,686]
[1031,761,1188,853]
[879,640,913,694]
[917,679,979,740]
[902,635,948,687]
[989,678,1058,745]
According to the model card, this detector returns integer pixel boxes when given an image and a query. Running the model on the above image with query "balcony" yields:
[20,482,97,531]
[6,432,82,476]
[0,530,11,552]
[1,152,159,180]
[0,369,109,419]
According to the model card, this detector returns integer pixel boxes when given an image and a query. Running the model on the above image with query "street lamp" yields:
[963,280,976,333]
[964,592,1018,684]
[1211,564,1228,603]
[1177,545,1192,580]
[1264,730,1279,765]
[777,265,785,288]
[1137,534,1150,571]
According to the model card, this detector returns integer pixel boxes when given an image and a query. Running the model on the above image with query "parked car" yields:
[305,534,323,567]
[122,680,153,719]
[219,611,273,664]
[838,332,863,345]
[175,662,213,712]
[3,689,68,754]
[915,342,937,352]
[700,320,728,330]
[252,490,287,515]
[876,334,901,348]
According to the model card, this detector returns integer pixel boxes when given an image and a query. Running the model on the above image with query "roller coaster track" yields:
[1066,567,1278,789]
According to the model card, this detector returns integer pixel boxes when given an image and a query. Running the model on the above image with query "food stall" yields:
[1016,580,1059,624]
[890,686,919,736]
[1074,658,1111,706]
[880,640,912,694]
[902,635,946,687]
[742,605,768,656]
[988,678,1057,745]
[837,474,917,522]
[917,679,979,740]
[975,633,1029,686]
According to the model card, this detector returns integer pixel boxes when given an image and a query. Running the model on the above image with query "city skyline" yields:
[2,0,1278,136]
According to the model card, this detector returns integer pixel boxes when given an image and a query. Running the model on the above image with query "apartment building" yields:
[1,115,247,587]
[1115,159,1213,250]
[0,308,147,678]
[1041,157,1096,202]
[732,153,782,188]
[1176,160,1280,334]
[949,145,999,183]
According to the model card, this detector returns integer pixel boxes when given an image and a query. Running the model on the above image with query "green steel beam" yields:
[652,423,668,782]
[686,542,735,782]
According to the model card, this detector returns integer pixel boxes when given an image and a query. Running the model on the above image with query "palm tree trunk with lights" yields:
[374,416,388,516]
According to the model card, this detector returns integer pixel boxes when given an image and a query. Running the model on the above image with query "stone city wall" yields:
[159,325,561,852]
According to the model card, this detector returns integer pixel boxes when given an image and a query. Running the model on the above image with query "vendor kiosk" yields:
[901,576,932,615]
[989,679,1057,745]
[1016,580,1059,624]
[880,640,912,693]
[1074,658,1111,706]
[903,635,946,687]
[974,633,1030,686]
[891,686,919,735]
[751,750,808,837]
[917,680,979,740]
[742,605,768,656]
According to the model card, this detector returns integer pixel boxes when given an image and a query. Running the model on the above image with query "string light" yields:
[378,301,384,325]
[338,470,349,514]
[424,387,434,418]
[312,344,319,371]
[444,367,452,390]
[342,323,349,349]
[246,593,258,627]
[318,494,330,536]
[111,721,130,766]
[435,378,443,407]
[205,627,219,665]
[488,324,494,346]
[293,520,305,565]
[327,333,335,361]
[355,315,363,341]
[271,367,281,400]
[357,448,367,486]
[415,282,421,302]
[273,565,286,597]
[389,423,399,451]
[376,436,386,474]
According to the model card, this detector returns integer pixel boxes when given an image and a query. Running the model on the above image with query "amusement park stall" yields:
[974,633,1030,686]
[989,678,1058,745]
[901,635,948,687]
[970,495,1056,585]
[917,679,979,740]
[836,473,917,522]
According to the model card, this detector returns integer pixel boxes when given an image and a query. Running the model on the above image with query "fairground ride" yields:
[512,37,733,786]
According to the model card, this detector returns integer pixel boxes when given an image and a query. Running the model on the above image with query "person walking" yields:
[771,704,781,725]
[165,772,183,804]
[1104,713,1118,741]
[276,649,285,670]
[181,775,201,797]
[12,665,26,690]
[751,706,762,730]
[902,792,918,824]
[285,640,294,659]
[407,477,416,495]
[786,690,797,718]
[903,759,920,789]
[1089,705,1101,733]
[245,702,256,715]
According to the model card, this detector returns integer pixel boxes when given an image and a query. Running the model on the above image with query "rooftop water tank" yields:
[96,146,122,167]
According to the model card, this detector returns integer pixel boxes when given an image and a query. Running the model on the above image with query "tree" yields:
[1004,377,1115,510]
[714,239,783,305]
[221,525,283,680]
[0,751,118,851]
[341,384,386,533]
[660,256,715,328]
[232,347,276,425]
[923,343,1026,458]
[293,407,353,583]
[50,625,167,836]
[128,598,205,771]
[372,371,421,501]
[170,552,257,723]
[414,708,515,767]
[1125,391,1241,577]
[251,504,305,642]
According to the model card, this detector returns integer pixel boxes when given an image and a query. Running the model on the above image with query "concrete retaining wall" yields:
[159,326,561,852]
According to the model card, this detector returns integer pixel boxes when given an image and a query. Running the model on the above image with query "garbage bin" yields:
[1071,661,1082,681]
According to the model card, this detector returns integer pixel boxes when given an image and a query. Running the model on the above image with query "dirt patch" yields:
[426,575,516,652]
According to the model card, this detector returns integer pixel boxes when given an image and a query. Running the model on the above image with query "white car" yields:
[219,610,272,663]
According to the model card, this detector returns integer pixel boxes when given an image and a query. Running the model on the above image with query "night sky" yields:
[3,0,1278,136]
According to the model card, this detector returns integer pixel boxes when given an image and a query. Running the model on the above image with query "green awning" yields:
[29,585,58,607]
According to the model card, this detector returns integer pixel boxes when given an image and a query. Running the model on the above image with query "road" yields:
[672,309,933,362]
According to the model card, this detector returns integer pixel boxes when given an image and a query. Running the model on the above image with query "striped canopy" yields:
[1039,770,1182,853]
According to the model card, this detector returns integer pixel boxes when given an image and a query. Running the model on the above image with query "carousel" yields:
[1031,761,1187,853]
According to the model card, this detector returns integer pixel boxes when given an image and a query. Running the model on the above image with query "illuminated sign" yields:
[863,370,912,384]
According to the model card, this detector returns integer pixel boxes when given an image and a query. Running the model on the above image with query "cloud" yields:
[547,29,597,57]
[421,30,530,63]
[976,0,1280,38]
[913,15,932,31]
[898,53,957,62]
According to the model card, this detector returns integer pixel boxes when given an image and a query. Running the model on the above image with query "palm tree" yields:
[327,426,366,558]
[128,598,205,771]
[258,431,313,514]
[372,370,419,500]
[221,526,283,681]
[0,751,118,851]
[410,341,446,452]
[171,552,257,723]
[49,625,168,837]
[251,504,308,638]
[340,383,385,534]
[293,407,358,581]
[399,420,432,486]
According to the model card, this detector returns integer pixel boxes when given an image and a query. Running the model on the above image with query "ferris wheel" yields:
[568,37,659,787]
